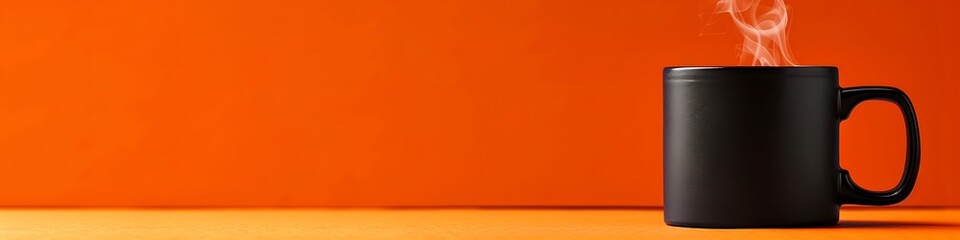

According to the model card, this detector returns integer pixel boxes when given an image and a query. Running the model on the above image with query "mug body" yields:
[663,66,840,228]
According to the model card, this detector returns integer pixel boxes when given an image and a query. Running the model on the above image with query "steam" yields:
[711,0,798,66]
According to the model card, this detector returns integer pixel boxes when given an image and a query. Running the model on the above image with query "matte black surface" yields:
[663,66,920,228]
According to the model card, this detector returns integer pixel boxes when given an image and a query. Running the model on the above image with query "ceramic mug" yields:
[662,66,920,228]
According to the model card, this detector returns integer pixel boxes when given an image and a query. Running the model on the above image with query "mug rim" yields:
[664,66,838,80]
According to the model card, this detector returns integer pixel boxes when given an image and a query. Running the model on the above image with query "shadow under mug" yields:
[662,66,920,228]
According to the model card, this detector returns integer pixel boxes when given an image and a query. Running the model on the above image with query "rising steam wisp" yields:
[713,0,798,66]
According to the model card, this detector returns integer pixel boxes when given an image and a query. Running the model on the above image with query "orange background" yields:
[0,0,957,207]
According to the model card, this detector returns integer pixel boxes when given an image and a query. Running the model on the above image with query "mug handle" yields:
[838,87,921,205]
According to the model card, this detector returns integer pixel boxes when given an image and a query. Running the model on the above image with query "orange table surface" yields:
[1,208,958,239]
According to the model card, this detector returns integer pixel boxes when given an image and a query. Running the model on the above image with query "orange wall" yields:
[0,0,958,207]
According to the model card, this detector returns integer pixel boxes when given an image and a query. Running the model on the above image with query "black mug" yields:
[662,66,920,228]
